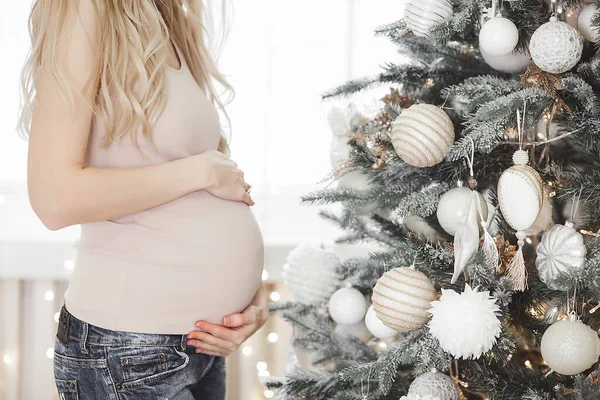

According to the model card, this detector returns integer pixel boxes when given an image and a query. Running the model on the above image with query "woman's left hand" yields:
[186,285,269,356]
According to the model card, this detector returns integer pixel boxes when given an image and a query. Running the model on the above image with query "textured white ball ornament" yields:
[372,267,437,332]
[536,221,587,291]
[540,315,600,375]
[481,48,532,73]
[436,187,488,236]
[428,284,502,360]
[328,287,368,325]
[479,17,519,56]
[282,245,341,306]
[497,164,543,231]
[578,4,600,43]
[529,16,583,74]
[391,104,454,167]
[364,305,398,339]
[400,371,460,400]
[404,0,453,37]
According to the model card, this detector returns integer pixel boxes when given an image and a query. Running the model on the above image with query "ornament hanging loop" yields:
[569,186,584,223]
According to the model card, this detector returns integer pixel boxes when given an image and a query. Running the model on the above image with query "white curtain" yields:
[0,1,404,399]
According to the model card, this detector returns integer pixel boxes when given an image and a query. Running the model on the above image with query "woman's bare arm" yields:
[27,1,246,231]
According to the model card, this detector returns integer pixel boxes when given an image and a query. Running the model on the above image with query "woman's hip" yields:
[53,304,226,400]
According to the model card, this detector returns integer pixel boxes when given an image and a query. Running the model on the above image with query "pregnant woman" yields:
[19,1,267,399]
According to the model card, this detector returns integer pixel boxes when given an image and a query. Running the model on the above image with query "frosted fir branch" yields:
[443,75,522,115]
[301,188,369,206]
[562,75,600,114]
[428,0,483,46]
[374,20,409,42]
[577,52,600,91]
[266,369,346,399]
[446,87,554,161]
[392,182,451,219]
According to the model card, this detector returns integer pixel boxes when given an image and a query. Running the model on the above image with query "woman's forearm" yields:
[29,155,208,230]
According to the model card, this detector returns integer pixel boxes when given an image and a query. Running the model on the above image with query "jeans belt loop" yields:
[80,321,89,354]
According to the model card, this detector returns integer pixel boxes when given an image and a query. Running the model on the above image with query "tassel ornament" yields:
[507,231,528,291]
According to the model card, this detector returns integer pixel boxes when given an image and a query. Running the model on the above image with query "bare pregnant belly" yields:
[65,191,265,334]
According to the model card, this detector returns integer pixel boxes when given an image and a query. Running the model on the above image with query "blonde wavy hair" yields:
[18,0,234,156]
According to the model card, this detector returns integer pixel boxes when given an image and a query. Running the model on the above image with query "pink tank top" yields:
[64,42,265,334]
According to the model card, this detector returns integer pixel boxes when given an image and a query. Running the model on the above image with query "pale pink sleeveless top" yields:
[64,42,265,334]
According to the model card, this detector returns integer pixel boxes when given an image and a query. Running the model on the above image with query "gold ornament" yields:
[372,266,437,332]
[520,65,572,116]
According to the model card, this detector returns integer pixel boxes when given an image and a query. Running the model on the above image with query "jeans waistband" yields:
[58,303,191,355]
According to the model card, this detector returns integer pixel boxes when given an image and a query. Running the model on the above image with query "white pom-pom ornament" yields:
[529,15,583,74]
[536,221,586,290]
[282,245,340,305]
[481,48,532,73]
[328,287,368,325]
[479,17,519,56]
[404,0,453,37]
[400,370,460,400]
[541,314,600,375]
[372,267,437,332]
[436,186,488,236]
[391,104,455,168]
[578,4,600,43]
[364,305,398,339]
[429,284,501,359]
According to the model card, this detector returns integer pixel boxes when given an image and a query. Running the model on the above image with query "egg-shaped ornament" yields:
[479,17,519,56]
[529,15,583,74]
[404,0,454,38]
[536,220,586,291]
[372,266,437,332]
[525,189,553,236]
[481,47,533,73]
[541,313,600,375]
[364,305,398,339]
[437,186,488,236]
[328,287,368,325]
[578,4,600,43]
[400,370,460,400]
[391,104,455,168]
[282,245,341,306]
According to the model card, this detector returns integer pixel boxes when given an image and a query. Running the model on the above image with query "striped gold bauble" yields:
[390,104,454,167]
[372,267,437,332]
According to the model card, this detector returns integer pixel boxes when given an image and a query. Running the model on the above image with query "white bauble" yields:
[481,48,533,73]
[372,267,437,332]
[497,164,543,232]
[479,17,519,56]
[328,287,368,325]
[428,284,501,360]
[578,4,600,42]
[529,17,583,74]
[364,305,398,339]
[536,221,587,291]
[400,371,460,400]
[391,104,455,167]
[525,191,553,236]
[404,0,453,37]
[334,320,373,342]
[541,317,600,375]
[436,187,488,236]
[282,245,341,305]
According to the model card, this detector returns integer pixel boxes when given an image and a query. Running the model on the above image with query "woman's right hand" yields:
[194,150,254,206]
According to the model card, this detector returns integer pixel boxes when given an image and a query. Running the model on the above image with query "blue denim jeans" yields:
[53,304,226,400]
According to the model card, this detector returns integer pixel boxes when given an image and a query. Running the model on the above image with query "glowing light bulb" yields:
[270,292,280,302]
[54,312,60,323]
[256,361,268,371]
[64,260,75,271]
[242,346,252,356]
[44,291,54,301]
[3,354,13,364]
[267,332,279,343]
[264,390,274,398]
[46,348,54,359]
[525,360,533,369]
[379,342,387,349]
[261,270,269,281]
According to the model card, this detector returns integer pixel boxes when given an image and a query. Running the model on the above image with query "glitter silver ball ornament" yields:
[541,315,600,375]
[404,0,454,37]
[529,16,583,74]
[535,221,586,291]
[282,245,341,305]
[391,104,455,167]
[400,371,460,400]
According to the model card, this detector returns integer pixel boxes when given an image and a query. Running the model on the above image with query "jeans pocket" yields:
[112,345,189,391]
[55,379,79,400]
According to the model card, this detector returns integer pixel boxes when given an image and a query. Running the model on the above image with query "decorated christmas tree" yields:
[267,0,600,399]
